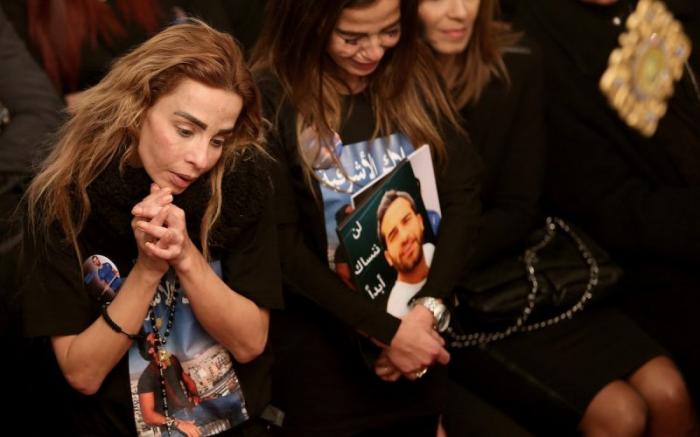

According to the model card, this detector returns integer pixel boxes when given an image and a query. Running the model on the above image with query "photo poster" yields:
[127,263,248,437]
[337,145,441,307]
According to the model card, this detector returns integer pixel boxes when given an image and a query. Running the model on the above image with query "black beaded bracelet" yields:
[101,302,142,340]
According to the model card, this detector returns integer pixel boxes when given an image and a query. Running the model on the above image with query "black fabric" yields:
[257,72,482,434]
[20,148,282,435]
[1,9,65,434]
[446,39,665,433]
[512,0,700,401]
[452,307,663,434]
[0,7,63,174]
[461,43,544,271]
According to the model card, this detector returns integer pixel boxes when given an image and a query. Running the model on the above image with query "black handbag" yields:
[448,217,622,347]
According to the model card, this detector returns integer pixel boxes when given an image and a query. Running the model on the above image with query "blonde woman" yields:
[418,0,698,435]
[252,0,482,435]
[21,21,282,436]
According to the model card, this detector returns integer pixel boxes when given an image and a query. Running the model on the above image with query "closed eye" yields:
[383,26,400,37]
[177,127,193,138]
[210,137,226,148]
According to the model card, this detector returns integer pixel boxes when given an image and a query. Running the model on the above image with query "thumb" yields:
[437,347,450,365]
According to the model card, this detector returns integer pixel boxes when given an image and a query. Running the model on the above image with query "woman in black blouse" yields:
[251,0,482,435]
[418,0,697,435]
[21,21,281,436]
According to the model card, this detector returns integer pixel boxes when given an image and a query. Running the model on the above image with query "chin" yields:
[438,41,469,55]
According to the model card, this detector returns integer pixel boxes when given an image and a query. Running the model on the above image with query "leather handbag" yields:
[448,217,622,347]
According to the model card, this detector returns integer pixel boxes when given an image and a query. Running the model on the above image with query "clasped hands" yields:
[374,304,450,382]
[131,183,192,276]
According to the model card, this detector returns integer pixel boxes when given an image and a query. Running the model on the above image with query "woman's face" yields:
[136,78,243,194]
[326,0,402,87]
[418,0,480,55]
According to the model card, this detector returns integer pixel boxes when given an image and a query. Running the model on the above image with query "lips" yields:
[352,60,380,73]
[169,171,196,190]
[441,28,468,40]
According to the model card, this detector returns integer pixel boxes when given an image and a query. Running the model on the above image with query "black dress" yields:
[447,38,664,433]
[511,0,700,402]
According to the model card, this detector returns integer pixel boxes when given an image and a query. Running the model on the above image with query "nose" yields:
[360,35,386,62]
[184,139,210,171]
[447,0,469,19]
[398,226,412,246]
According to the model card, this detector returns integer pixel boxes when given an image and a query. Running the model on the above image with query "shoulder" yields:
[501,35,544,84]
[217,147,274,233]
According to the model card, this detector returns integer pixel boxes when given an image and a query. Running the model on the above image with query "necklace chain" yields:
[148,274,179,436]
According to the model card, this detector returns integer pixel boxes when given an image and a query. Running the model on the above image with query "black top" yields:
[461,38,545,269]
[21,150,283,436]
[259,73,482,345]
[1,6,63,333]
[513,0,700,270]
[258,73,482,432]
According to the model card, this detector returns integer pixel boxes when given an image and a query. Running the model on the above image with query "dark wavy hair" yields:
[251,0,462,177]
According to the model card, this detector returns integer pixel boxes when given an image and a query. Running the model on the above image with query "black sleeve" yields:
[21,227,96,337]
[471,46,545,268]
[0,8,64,174]
[259,77,401,345]
[415,121,483,301]
[223,192,284,310]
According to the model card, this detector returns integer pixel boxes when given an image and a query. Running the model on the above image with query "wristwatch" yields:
[411,297,451,333]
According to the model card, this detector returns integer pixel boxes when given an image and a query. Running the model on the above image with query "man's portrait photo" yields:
[377,190,435,317]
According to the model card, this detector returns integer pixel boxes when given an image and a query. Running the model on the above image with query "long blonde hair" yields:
[440,0,520,108]
[251,0,462,182]
[26,20,264,261]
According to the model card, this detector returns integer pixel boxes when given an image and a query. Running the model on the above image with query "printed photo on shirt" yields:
[82,254,122,303]
[128,262,249,437]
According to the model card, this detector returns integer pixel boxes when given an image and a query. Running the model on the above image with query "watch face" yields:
[417,297,450,332]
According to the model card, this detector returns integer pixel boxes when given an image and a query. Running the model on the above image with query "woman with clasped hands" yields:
[21,21,282,436]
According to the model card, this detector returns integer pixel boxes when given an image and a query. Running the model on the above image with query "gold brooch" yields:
[600,0,691,137]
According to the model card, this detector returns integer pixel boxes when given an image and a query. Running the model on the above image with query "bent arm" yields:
[471,48,545,268]
[174,249,270,364]
[172,192,280,364]
[51,263,162,395]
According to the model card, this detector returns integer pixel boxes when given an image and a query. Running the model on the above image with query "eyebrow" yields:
[174,111,236,135]
[335,18,401,38]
